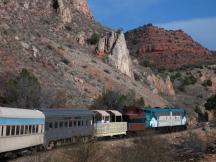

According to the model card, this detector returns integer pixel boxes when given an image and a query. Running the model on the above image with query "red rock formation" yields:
[125,24,214,69]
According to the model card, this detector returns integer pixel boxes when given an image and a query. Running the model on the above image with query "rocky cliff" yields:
[125,24,214,69]
[0,0,168,107]
[96,32,134,78]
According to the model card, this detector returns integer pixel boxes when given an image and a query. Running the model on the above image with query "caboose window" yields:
[6,126,10,136]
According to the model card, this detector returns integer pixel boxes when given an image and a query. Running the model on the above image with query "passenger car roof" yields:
[41,108,94,117]
[0,107,45,119]
[93,110,110,117]
[107,110,122,116]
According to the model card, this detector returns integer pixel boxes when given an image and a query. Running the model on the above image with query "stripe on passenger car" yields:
[0,118,45,125]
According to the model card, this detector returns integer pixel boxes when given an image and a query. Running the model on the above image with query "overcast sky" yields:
[89,0,216,50]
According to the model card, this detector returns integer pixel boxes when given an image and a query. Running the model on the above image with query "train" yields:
[0,106,187,157]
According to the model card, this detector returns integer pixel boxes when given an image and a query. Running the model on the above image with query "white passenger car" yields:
[0,107,45,155]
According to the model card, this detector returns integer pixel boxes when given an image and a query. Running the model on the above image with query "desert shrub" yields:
[102,56,109,64]
[65,25,72,31]
[62,58,70,65]
[178,75,197,92]
[205,94,216,111]
[202,79,212,87]
[4,69,42,109]
[170,72,181,82]
[118,136,173,162]
[140,59,151,67]
[92,90,145,110]
[3,69,67,109]
[87,33,100,45]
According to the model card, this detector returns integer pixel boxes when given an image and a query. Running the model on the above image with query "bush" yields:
[140,60,151,67]
[202,79,212,87]
[4,69,42,109]
[87,33,100,45]
[178,75,197,92]
[170,72,181,82]
[205,94,216,111]
[92,90,145,110]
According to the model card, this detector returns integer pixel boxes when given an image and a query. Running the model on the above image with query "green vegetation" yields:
[202,79,212,87]
[170,72,182,82]
[205,94,216,111]
[178,74,197,92]
[92,90,145,110]
[140,59,152,67]
[87,33,100,45]
[4,69,42,109]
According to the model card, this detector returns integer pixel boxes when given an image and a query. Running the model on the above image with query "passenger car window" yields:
[6,126,10,136]
[25,125,29,134]
[29,125,32,134]
[55,122,58,128]
[33,125,35,133]
[36,125,39,133]
[16,126,20,135]
[11,126,15,136]
[49,122,53,129]
[21,126,24,135]
[60,122,63,128]
[74,121,77,127]
[64,121,68,128]
[69,121,72,127]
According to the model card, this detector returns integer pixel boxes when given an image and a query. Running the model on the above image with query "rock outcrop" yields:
[125,24,214,69]
[1,0,93,23]
[56,0,93,23]
[147,74,175,96]
[96,32,134,78]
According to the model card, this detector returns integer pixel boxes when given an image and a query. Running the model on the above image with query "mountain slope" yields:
[125,24,214,69]
[0,0,168,107]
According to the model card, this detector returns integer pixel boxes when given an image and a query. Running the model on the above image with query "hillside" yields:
[125,24,215,69]
[0,0,168,108]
